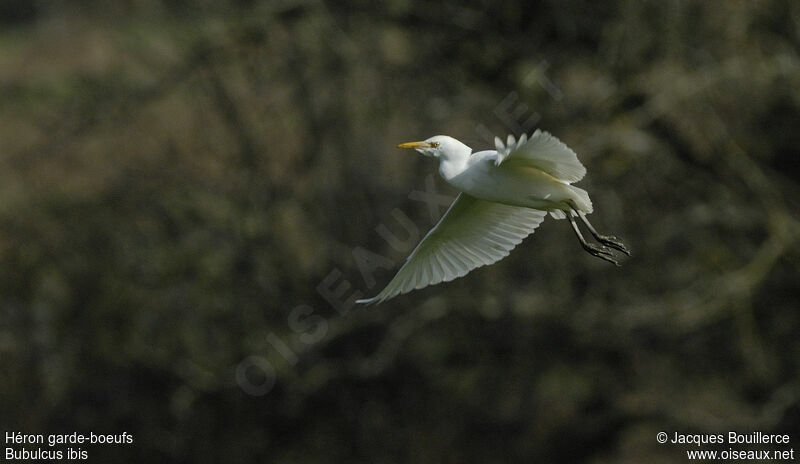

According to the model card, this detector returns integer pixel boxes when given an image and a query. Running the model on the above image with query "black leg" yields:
[568,212,620,266]
[577,211,631,256]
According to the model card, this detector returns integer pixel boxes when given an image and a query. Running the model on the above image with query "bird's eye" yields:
[431,142,440,148]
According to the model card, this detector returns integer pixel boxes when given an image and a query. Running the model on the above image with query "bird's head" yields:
[397,135,471,160]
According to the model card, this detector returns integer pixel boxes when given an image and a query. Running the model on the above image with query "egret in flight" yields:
[357,130,629,305]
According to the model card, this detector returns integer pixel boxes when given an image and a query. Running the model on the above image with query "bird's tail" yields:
[569,185,593,214]
[549,186,593,220]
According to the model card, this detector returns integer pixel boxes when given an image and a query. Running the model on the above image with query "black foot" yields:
[596,235,631,256]
[581,242,620,266]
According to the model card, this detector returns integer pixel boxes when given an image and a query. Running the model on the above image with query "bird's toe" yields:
[598,235,631,256]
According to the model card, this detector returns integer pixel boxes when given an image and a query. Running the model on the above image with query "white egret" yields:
[357,129,629,305]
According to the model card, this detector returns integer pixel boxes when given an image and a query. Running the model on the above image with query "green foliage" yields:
[1,1,799,461]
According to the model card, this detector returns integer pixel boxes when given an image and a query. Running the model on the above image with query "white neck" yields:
[438,151,470,182]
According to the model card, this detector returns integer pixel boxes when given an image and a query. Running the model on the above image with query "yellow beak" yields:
[397,141,433,149]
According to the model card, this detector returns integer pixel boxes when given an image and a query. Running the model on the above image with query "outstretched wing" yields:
[494,129,586,183]
[357,193,547,305]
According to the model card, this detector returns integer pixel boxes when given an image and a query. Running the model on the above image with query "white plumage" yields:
[357,129,629,305]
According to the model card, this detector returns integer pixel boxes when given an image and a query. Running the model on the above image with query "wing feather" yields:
[357,193,546,304]
[495,129,586,183]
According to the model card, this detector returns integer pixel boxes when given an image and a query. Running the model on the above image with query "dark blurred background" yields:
[1,0,799,462]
